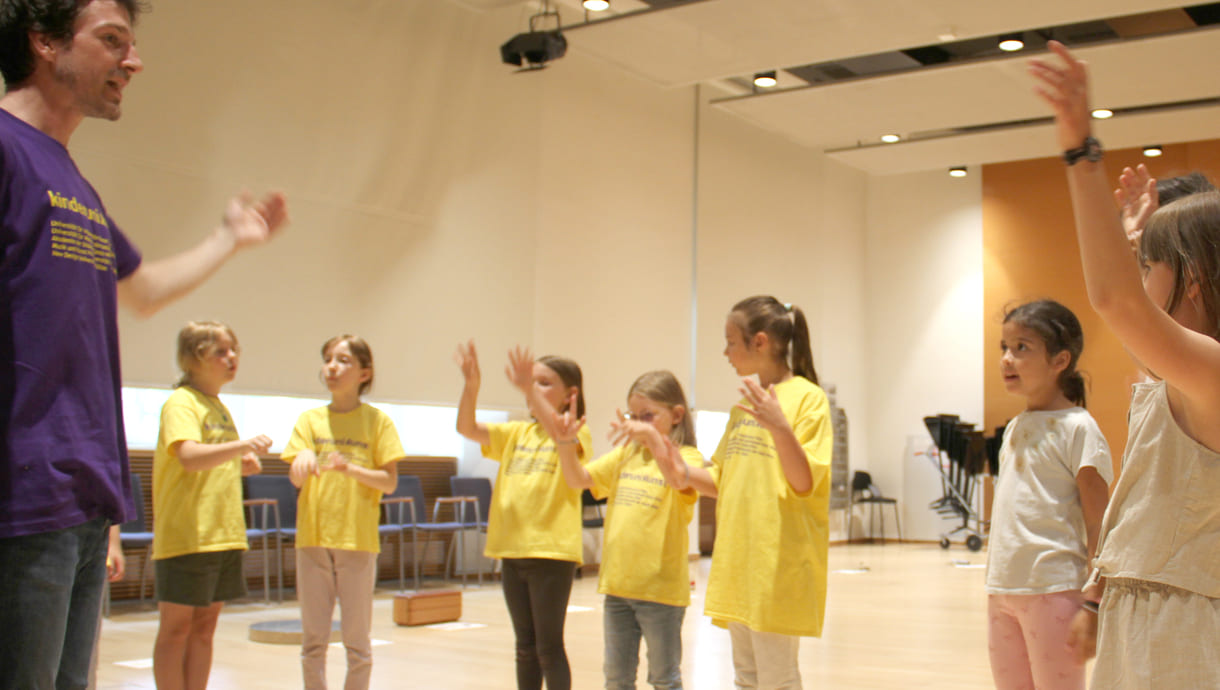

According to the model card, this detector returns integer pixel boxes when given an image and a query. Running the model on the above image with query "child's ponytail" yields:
[788,306,818,385]
[731,295,819,385]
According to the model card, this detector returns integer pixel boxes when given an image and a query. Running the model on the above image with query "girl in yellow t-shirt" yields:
[280,335,404,690]
[547,370,703,690]
[152,321,270,690]
[454,342,591,690]
[663,295,833,688]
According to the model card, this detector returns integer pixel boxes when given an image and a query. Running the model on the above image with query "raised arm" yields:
[454,340,491,447]
[176,434,272,473]
[118,192,288,317]
[1029,41,1220,405]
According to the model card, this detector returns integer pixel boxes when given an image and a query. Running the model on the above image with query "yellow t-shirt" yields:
[280,404,405,553]
[481,421,592,563]
[587,444,703,607]
[704,376,833,637]
[151,386,248,560]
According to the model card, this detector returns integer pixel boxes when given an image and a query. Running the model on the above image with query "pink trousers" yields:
[987,591,1085,690]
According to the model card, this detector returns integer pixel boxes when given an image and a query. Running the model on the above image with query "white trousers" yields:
[728,621,803,689]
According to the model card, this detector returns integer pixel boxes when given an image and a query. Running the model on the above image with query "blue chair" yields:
[379,476,421,591]
[243,494,278,604]
[449,476,491,530]
[398,477,479,588]
[121,474,156,604]
[243,475,298,602]
[449,476,494,579]
[105,473,155,615]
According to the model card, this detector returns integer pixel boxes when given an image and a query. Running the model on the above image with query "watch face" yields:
[1086,138,1103,162]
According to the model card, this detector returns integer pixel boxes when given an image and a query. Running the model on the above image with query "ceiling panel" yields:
[563,0,1189,86]
[825,104,1220,175]
[713,28,1220,152]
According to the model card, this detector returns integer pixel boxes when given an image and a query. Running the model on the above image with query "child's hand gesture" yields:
[548,392,585,446]
[505,345,535,394]
[244,434,273,456]
[737,378,789,432]
[1116,164,1158,250]
[240,451,262,477]
[654,437,691,490]
[1029,40,1093,152]
[454,340,481,387]
[325,451,350,475]
[222,191,289,249]
[289,453,321,486]
[608,409,660,452]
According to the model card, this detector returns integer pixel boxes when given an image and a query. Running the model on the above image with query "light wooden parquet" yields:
[95,543,1025,689]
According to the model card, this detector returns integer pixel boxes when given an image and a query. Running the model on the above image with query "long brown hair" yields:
[1141,191,1220,341]
[731,295,818,384]
[628,370,696,447]
[538,355,585,418]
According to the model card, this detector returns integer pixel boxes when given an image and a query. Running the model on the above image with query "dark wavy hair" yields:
[1157,172,1215,207]
[1003,300,1087,407]
[0,0,148,87]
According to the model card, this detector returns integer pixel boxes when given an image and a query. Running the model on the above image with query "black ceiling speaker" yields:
[501,7,566,69]
[500,30,567,68]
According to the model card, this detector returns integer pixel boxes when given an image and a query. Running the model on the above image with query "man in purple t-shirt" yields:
[0,2,288,687]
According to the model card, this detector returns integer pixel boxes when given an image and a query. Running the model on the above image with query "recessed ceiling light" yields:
[1143,145,1164,158]
[998,34,1024,52]
[880,134,901,144]
[1091,109,1114,119]
[753,71,777,88]
[582,0,610,10]
[949,167,968,178]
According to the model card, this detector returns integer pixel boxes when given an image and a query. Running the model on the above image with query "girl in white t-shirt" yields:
[1032,41,1220,687]
[281,335,404,690]
[986,299,1112,690]
[547,370,703,689]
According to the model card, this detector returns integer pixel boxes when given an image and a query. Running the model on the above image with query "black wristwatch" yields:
[1063,136,1103,166]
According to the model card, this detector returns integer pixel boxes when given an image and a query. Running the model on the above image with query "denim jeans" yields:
[603,594,685,690]
[0,516,109,690]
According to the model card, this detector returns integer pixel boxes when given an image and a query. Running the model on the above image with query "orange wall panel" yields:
[982,140,1220,475]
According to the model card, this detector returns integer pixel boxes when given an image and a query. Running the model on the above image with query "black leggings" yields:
[501,558,577,690]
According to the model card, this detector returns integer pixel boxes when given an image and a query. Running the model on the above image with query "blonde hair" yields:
[321,334,374,395]
[628,370,696,447]
[174,321,237,388]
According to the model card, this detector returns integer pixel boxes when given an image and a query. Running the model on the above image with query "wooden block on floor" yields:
[393,590,462,626]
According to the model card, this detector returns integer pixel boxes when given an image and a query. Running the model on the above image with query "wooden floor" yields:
[96,543,1026,689]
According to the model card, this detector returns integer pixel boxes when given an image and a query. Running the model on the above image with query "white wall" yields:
[65,1,989,541]
[864,171,984,540]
